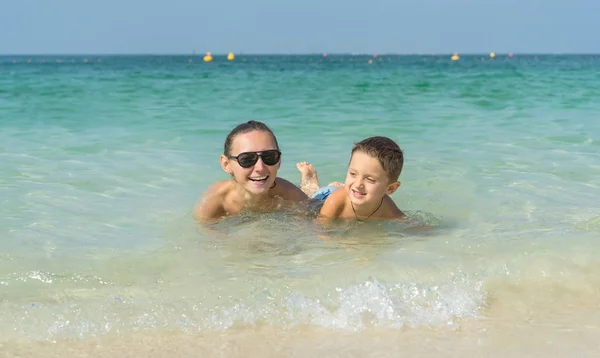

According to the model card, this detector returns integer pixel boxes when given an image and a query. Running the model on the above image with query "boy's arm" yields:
[316,188,345,225]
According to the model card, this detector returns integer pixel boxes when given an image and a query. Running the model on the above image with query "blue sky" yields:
[1,0,598,54]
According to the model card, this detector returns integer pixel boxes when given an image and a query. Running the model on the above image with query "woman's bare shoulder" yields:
[192,181,232,222]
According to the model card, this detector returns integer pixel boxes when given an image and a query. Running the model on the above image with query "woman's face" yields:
[221,130,281,196]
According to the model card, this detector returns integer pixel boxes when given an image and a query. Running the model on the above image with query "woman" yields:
[193,120,310,223]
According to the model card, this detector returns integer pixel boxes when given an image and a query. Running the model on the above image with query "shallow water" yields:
[1,54,600,356]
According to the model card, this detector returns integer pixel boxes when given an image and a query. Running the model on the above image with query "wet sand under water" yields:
[3,303,600,358]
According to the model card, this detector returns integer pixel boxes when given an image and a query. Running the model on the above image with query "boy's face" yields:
[344,151,400,207]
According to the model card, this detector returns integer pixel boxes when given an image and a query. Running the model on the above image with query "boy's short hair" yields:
[351,136,404,182]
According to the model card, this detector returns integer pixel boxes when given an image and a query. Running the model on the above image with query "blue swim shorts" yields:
[311,185,340,202]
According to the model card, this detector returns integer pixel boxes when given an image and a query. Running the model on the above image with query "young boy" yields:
[297,136,405,223]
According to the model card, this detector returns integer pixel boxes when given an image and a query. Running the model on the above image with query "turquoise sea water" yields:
[1,54,600,356]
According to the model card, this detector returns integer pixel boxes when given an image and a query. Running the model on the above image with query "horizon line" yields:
[2,52,600,57]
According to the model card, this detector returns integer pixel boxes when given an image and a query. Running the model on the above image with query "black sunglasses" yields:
[227,150,281,168]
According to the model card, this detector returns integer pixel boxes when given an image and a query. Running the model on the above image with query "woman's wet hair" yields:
[223,121,280,156]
